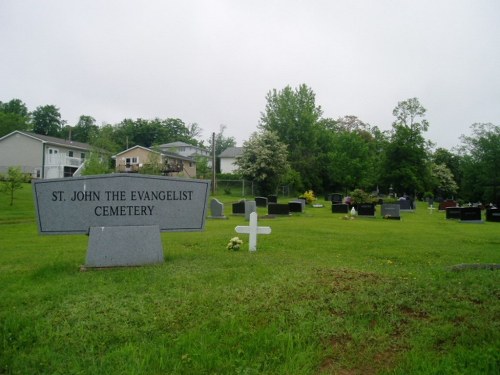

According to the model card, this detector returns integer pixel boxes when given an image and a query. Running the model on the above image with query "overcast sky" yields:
[1,0,499,149]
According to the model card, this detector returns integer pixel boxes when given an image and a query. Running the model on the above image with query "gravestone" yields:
[446,207,462,220]
[332,203,349,214]
[32,174,210,267]
[439,200,457,211]
[356,203,375,217]
[330,193,343,204]
[244,200,257,220]
[235,212,271,251]
[268,195,278,204]
[486,208,500,222]
[232,200,245,215]
[209,198,227,219]
[255,196,268,207]
[288,201,303,213]
[381,204,401,220]
[460,207,482,223]
[399,199,413,211]
[268,203,290,216]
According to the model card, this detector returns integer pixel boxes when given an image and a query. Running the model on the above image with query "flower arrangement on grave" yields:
[227,236,243,251]
[300,190,316,204]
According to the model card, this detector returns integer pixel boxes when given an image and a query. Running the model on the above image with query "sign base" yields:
[85,225,164,268]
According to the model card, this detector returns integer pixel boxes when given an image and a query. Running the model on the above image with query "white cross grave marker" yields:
[235,212,271,251]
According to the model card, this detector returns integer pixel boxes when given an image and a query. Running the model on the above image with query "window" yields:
[68,151,74,157]
[81,153,85,159]
[125,157,139,165]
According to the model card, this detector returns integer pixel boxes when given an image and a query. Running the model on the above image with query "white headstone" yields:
[235,212,271,251]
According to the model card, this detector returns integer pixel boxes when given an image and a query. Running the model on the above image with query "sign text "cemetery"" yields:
[33,174,210,234]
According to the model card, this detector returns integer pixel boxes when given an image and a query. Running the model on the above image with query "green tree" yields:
[72,115,99,143]
[320,116,385,193]
[81,151,111,176]
[381,98,432,196]
[0,166,25,206]
[459,123,500,203]
[235,131,290,196]
[259,84,323,191]
[32,105,63,137]
[0,99,31,136]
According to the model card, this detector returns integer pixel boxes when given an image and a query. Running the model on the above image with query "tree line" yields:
[234,85,499,204]
[1,88,498,204]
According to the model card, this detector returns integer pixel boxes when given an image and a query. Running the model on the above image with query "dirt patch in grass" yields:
[314,268,411,374]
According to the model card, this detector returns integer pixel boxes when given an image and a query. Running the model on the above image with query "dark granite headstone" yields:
[399,199,413,210]
[486,208,500,222]
[288,201,303,213]
[268,203,290,215]
[332,203,349,214]
[446,207,462,220]
[255,196,268,207]
[232,200,245,215]
[330,193,343,204]
[268,195,278,204]
[460,207,482,222]
[357,203,375,217]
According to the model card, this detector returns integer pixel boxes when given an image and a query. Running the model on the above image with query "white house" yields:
[0,131,92,179]
[219,146,244,174]
[158,141,210,159]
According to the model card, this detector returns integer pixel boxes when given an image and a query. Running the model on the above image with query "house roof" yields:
[0,130,92,150]
[219,147,244,158]
[113,145,160,158]
[112,145,195,162]
[160,141,197,148]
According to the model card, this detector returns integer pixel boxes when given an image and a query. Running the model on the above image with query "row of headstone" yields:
[231,199,305,217]
[445,206,500,223]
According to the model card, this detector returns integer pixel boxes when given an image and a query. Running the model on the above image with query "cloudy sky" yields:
[1,0,499,149]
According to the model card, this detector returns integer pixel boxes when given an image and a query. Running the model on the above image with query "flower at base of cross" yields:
[227,236,243,251]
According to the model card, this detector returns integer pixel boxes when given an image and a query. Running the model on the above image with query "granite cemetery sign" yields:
[33,174,210,267]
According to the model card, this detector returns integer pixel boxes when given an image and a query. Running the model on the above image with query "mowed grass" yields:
[0,184,499,374]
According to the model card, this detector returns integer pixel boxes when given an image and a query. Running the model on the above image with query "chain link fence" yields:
[215,180,293,197]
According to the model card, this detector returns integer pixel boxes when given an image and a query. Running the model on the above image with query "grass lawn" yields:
[0,184,499,374]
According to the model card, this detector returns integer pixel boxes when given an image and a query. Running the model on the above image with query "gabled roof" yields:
[0,130,92,150]
[219,147,244,158]
[112,145,195,162]
[160,141,197,148]
[113,145,160,158]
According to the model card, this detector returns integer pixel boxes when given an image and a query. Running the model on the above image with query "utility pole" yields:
[211,132,217,195]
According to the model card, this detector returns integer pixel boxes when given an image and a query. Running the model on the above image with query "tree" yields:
[32,105,63,137]
[0,166,25,206]
[259,84,323,191]
[459,123,500,203]
[235,131,290,196]
[381,98,432,196]
[81,151,111,176]
[430,163,459,199]
[0,99,31,136]
[72,115,99,143]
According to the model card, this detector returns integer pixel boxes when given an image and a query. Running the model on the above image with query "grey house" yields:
[0,131,92,179]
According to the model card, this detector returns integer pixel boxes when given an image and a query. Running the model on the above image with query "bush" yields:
[350,189,375,205]
[300,190,316,204]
